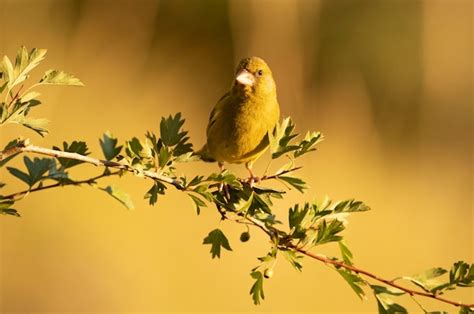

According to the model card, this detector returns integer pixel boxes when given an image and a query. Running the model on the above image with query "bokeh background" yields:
[0,0,472,312]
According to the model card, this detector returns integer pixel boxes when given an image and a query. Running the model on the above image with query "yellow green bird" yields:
[198,57,280,179]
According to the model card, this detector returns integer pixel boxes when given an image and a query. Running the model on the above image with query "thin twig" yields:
[6,85,23,108]
[3,171,121,200]
[293,246,473,309]
[260,166,302,180]
[236,166,302,184]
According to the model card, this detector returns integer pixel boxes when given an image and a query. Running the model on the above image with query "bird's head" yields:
[232,57,276,98]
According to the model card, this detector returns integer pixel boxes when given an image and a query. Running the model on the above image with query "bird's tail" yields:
[195,144,216,162]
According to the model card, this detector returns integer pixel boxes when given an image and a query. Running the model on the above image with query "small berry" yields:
[240,231,250,242]
[264,268,274,279]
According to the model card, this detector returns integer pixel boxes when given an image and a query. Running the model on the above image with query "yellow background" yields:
[0,0,472,312]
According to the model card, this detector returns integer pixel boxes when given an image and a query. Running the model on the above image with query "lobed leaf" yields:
[333,199,370,213]
[371,285,407,314]
[14,116,49,137]
[278,175,307,193]
[39,69,83,86]
[100,132,122,161]
[339,240,353,265]
[53,141,89,168]
[188,193,206,215]
[144,181,166,206]
[249,271,265,305]
[337,268,366,300]
[315,219,345,245]
[294,131,323,158]
[0,199,20,217]
[101,185,134,210]
[402,267,447,293]
[202,228,232,259]
[269,117,299,159]
[281,249,303,272]
[7,156,51,187]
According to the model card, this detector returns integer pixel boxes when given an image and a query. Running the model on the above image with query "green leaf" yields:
[372,285,407,314]
[294,131,323,158]
[207,170,242,188]
[278,175,307,193]
[236,192,254,214]
[339,240,353,265]
[158,146,171,168]
[13,46,29,78]
[158,113,193,156]
[7,167,31,185]
[187,175,204,187]
[188,193,206,215]
[333,199,370,213]
[459,306,473,314]
[99,132,122,161]
[1,55,15,85]
[0,139,22,167]
[450,261,474,287]
[249,271,265,305]
[52,141,89,168]
[7,156,51,187]
[47,161,69,182]
[15,116,49,136]
[101,185,134,210]
[0,81,7,94]
[13,47,47,87]
[174,152,200,163]
[269,117,299,159]
[126,137,144,160]
[192,184,213,202]
[160,112,186,146]
[144,181,166,206]
[20,91,40,103]
[336,268,366,300]
[280,249,303,272]
[371,285,405,296]
[39,69,83,86]
[288,203,312,238]
[0,199,20,217]
[315,219,345,245]
[202,228,232,259]
[402,267,448,292]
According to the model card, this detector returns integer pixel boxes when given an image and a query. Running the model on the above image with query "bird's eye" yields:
[256,69,263,77]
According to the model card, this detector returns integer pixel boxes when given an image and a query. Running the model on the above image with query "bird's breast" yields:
[207,95,279,163]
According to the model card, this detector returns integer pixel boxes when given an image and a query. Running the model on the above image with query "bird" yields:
[197,57,280,181]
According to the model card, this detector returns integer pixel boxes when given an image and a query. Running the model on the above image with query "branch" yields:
[3,171,121,200]
[236,213,472,309]
[0,139,185,190]
[261,166,302,180]
[2,140,471,311]
[293,246,474,309]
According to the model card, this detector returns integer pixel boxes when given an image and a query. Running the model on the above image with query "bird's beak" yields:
[235,69,255,86]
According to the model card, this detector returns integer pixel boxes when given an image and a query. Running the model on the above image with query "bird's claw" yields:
[247,176,260,188]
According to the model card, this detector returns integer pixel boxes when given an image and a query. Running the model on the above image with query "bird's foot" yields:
[247,175,261,188]
[218,182,231,201]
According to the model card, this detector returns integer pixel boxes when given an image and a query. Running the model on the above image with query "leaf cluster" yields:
[0,46,83,136]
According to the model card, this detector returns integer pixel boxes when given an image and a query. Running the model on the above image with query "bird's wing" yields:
[207,91,230,135]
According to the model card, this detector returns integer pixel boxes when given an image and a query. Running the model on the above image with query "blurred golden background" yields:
[0,0,472,312]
